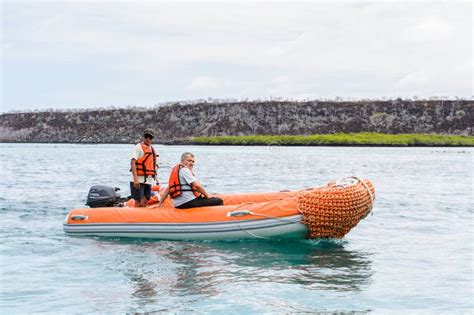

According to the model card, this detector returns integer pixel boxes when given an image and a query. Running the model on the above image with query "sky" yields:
[1,0,473,112]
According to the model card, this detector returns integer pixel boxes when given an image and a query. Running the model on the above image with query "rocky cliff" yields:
[1,100,472,143]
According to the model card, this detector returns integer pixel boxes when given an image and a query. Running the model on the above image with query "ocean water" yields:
[1,143,473,313]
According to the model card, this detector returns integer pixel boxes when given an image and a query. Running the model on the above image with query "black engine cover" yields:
[86,185,121,208]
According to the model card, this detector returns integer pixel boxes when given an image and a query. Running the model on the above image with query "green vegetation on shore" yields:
[192,133,474,146]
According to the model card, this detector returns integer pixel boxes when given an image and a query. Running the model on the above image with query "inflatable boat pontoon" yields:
[64,177,375,241]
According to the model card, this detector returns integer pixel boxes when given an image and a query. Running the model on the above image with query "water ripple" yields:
[1,144,472,313]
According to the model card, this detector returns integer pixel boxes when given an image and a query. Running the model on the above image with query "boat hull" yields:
[63,215,308,240]
[64,178,375,240]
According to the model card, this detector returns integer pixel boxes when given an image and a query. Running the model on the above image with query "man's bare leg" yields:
[140,196,148,207]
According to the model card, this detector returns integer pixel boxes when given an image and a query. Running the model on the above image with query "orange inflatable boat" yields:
[64,177,375,240]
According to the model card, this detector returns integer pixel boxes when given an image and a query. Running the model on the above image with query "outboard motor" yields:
[86,185,124,208]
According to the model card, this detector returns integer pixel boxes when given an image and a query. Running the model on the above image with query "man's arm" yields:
[130,144,144,188]
[181,168,210,198]
[131,159,140,188]
[191,181,210,198]
[158,186,169,207]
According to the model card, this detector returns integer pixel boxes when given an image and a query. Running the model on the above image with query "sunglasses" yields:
[144,134,154,139]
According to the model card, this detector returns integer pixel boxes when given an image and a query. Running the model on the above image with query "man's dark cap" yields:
[143,128,155,137]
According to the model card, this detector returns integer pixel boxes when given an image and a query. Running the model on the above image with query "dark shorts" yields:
[176,197,224,209]
[130,182,152,201]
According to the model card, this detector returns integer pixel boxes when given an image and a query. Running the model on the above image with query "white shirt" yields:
[131,143,157,185]
[171,167,199,207]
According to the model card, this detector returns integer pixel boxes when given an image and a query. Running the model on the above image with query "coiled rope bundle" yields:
[297,177,375,239]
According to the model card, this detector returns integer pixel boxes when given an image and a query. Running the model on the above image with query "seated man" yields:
[160,152,223,209]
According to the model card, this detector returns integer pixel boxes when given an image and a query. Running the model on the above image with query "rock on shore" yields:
[1,100,472,143]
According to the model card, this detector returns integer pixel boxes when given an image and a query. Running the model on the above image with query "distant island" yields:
[1,99,473,146]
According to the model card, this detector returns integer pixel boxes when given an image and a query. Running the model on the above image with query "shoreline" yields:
[2,133,473,147]
[190,133,474,147]
[1,142,473,148]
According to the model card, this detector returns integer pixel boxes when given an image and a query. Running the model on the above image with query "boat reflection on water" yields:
[170,240,373,294]
[103,238,373,305]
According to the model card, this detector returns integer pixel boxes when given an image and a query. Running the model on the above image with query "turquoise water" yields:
[1,143,473,313]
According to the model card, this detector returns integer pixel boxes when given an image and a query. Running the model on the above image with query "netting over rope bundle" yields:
[296,177,375,239]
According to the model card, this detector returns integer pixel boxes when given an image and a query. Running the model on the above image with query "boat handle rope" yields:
[227,203,303,240]
[229,212,303,240]
[227,209,303,223]
[334,176,374,202]
[230,216,268,239]
[348,176,375,212]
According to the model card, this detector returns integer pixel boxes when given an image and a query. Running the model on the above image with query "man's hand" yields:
[133,179,140,189]
[191,181,210,198]
[158,195,166,207]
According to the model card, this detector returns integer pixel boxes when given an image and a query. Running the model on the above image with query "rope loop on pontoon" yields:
[296,177,376,239]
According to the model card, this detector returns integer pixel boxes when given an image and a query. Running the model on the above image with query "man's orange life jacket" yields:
[168,164,202,199]
[134,143,158,177]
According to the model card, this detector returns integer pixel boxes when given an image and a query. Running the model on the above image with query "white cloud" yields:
[403,16,454,43]
[396,71,429,87]
[188,76,221,92]
[2,1,472,111]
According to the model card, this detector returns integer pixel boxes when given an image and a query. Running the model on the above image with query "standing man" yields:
[159,152,223,209]
[130,128,158,207]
